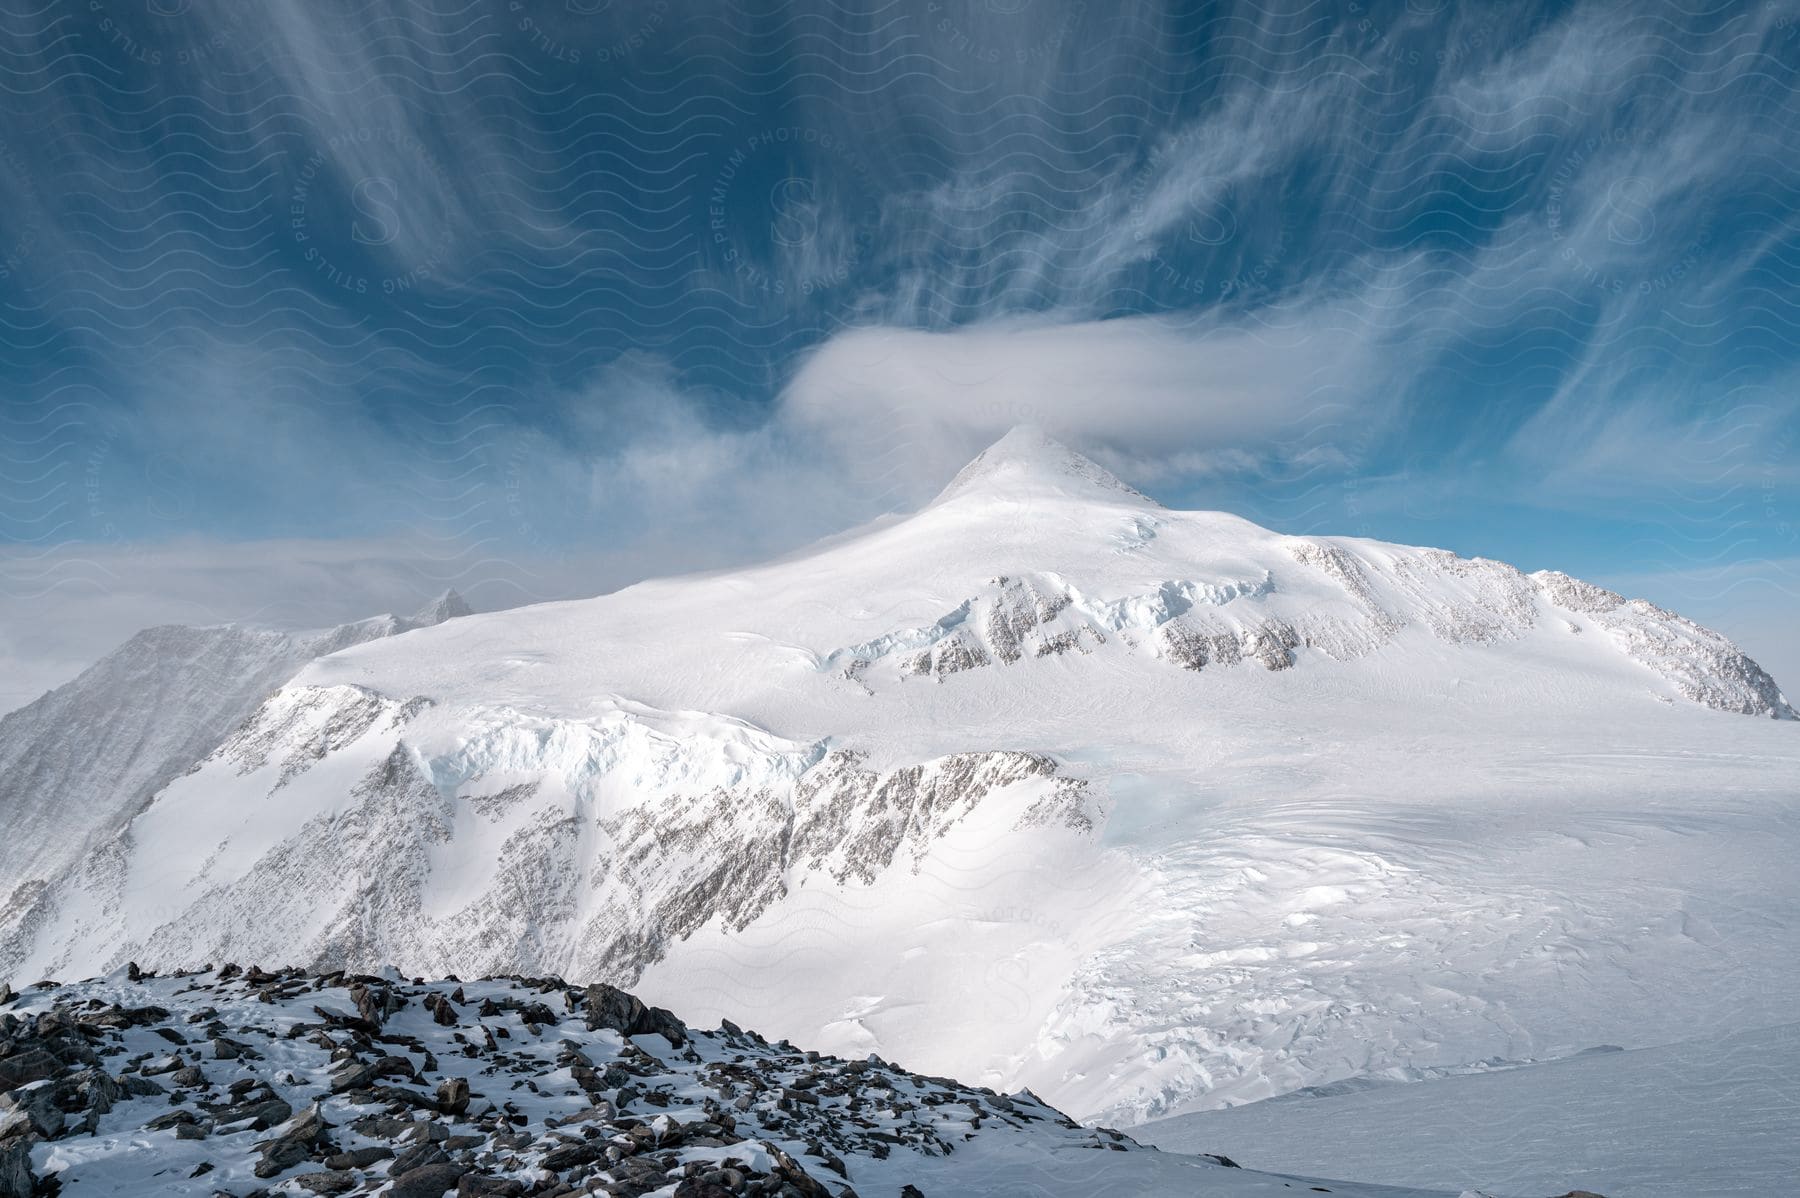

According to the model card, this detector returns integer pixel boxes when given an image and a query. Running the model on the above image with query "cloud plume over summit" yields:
[1,0,1797,699]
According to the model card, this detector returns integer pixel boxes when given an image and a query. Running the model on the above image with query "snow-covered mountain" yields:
[0,591,470,929]
[3,429,1796,1138]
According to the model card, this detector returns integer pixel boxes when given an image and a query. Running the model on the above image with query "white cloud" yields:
[779,302,1395,504]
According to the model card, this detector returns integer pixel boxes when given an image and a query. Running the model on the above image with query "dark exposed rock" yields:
[212,1036,257,1060]
[253,1138,310,1179]
[140,1053,183,1076]
[390,1140,452,1174]
[0,1083,62,1139]
[0,1050,60,1092]
[252,1102,327,1178]
[0,1143,32,1198]
[169,1064,208,1088]
[426,992,459,1026]
[388,1162,470,1198]
[673,1181,734,1198]
[218,1093,293,1131]
[328,1059,379,1093]
[456,1176,525,1198]
[369,1084,439,1110]
[58,1066,121,1110]
[118,1074,165,1097]
[145,1109,206,1132]
[398,1118,449,1145]
[582,983,687,1048]
[539,1140,602,1171]
[311,1004,378,1036]
[436,1076,470,1115]
[351,985,384,1028]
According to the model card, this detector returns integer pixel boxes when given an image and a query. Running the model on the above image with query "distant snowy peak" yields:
[408,587,473,626]
[0,590,472,906]
[931,425,1157,508]
[307,589,472,655]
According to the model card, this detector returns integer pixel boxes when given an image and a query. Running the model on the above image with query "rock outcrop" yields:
[0,966,1231,1198]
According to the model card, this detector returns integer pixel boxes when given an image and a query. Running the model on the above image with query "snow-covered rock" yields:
[0,966,1544,1198]
[2,430,1796,1135]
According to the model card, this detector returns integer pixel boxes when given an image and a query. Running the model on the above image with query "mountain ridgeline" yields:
[0,430,1793,1134]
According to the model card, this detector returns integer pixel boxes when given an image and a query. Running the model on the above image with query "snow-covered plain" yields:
[2,429,1795,1192]
[1140,1022,1800,1198]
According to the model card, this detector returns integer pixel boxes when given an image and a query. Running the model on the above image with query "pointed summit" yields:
[408,588,471,628]
[930,425,1157,508]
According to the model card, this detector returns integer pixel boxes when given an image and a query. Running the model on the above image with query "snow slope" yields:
[0,591,470,923]
[1140,1022,1800,1198]
[3,429,1795,1153]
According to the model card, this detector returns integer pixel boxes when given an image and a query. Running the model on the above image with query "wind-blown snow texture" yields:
[2,430,1796,1144]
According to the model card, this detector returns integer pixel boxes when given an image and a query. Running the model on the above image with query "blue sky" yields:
[1,0,1798,706]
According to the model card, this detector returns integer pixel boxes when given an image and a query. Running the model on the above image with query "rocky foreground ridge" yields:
[0,965,1113,1198]
[0,967,1605,1198]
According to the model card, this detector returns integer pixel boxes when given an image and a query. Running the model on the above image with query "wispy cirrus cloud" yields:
[1,0,1798,698]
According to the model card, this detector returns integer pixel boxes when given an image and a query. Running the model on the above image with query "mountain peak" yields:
[409,588,471,627]
[930,425,1157,508]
